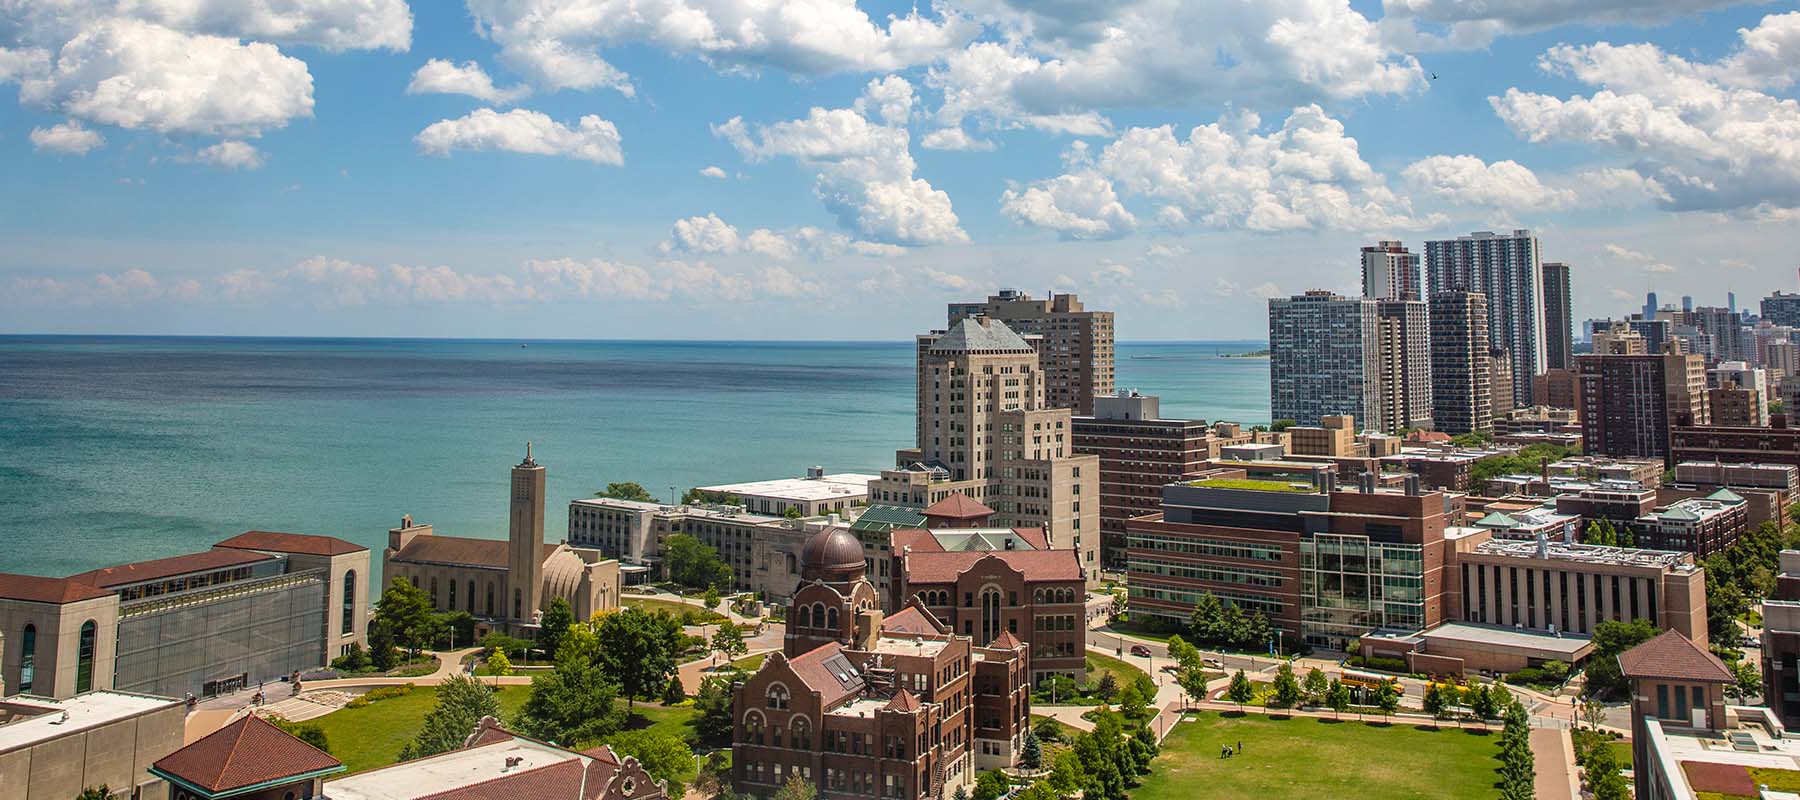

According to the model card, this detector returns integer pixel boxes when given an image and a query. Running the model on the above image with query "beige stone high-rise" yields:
[508,443,546,623]
[948,289,1114,415]
[873,317,1101,585]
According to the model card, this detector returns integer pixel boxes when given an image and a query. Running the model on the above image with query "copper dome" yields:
[800,527,865,582]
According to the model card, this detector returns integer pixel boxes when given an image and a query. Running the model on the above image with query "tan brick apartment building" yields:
[1070,392,1212,570]
[947,290,1113,415]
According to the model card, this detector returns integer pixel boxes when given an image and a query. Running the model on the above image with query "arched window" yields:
[826,606,839,630]
[513,588,523,620]
[18,624,35,693]
[812,603,826,628]
[486,583,496,617]
[981,588,1001,645]
[430,577,439,607]
[76,620,96,693]
[791,717,811,749]
[743,712,765,744]
[467,581,476,613]
[341,571,357,635]
[1033,589,1045,604]
[448,580,457,612]
[767,684,791,709]
[798,605,813,628]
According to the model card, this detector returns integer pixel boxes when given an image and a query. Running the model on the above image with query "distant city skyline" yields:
[2,3,1799,340]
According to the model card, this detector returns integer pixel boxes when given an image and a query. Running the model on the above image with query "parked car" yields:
[1203,658,1224,669]
[1160,664,1181,674]
[1129,644,1153,657]
[1743,636,1762,648]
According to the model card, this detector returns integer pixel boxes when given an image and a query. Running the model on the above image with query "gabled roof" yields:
[903,549,1083,584]
[884,691,921,712]
[0,573,114,604]
[1617,630,1734,683]
[784,643,866,708]
[68,549,275,589]
[923,493,994,520]
[882,607,946,636]
[987,631,1025,651]
[152,715,343,795]
[391,536,559,569]
[928,318,1033,354]
[216,530,367,556]
[1659,505,1702,521]
[1476,512,1519,528]
[1705,487,1744,503]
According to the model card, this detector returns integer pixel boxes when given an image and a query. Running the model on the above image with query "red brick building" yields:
[1071,392,1213,570]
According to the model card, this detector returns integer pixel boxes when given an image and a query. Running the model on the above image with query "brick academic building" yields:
[1670,414,1800,469]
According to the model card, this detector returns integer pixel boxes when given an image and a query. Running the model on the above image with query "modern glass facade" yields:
[1298,532,1425,650]
[112,570,327,698]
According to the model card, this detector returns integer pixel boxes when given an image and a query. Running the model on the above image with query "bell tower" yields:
[508,442,546,624]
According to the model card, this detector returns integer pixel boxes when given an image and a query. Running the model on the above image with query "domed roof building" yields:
[800,526,866,583]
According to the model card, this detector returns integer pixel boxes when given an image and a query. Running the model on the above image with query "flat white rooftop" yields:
[831,696,890,718]
[1419,622,1593,658]
[570,497,667,512]
[0,692,180,751]
[324,738,579,800]
[695,474,880,502]
[874,635,950,657]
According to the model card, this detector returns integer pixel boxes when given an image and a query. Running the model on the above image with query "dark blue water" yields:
[0,337,1267,578]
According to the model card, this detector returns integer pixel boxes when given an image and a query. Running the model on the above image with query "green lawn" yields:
[1087,652,1152,689]
[1189,478,1316,493]
[731,653,768,671]
[623,597,728,623]
[1134,713,1503,800]
[306,684,531,774]
[307,685,698,775]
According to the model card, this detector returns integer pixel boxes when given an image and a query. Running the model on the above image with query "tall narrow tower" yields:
[508,442,546,623]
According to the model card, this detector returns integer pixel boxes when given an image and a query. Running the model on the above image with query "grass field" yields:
[731,653,768,671]
[306,684,531,774]
[1086,652,1152,689]
[308,685,698,775]
[1133,713,1503,800]
[623,597,728,623]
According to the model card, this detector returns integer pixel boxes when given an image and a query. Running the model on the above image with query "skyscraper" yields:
[1683,295,1694,313]
[1577,352,1709,462]
[1645,292,1659,321]
[1425,230,1546,406]
[946,290,1114,415]
[1375,300,1433,433]
[1362,240,1422,301]
[1763,292,1800,328]
[1269,291,1380,427]
[1542,261,1573,371]
[1695,306,1747,362]
[1430,291,1492,434]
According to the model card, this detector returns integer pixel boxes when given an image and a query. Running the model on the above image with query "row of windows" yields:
[1129,557,1284,588]
[1127,534,1284,562]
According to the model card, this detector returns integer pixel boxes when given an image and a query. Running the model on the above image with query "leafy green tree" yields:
[663,534,734,591]
[598,482,657,502]
[1584,519,1617,547]
[1470,683,1497,721]
[1584,619,1659,699]
[609,730,698,798]
[593,608,684,708]
[703,586,721,609]
[1271,662,1303,709]
[712,622,748,659]
[1490,681,1514,714]
[1302,666,1329,706]
[692,671,743,746]
[974,769,1012,800]
[368,618,399,671]
[1373,681,1400,720]
[1422,683,1447,725]
[1095,671,1120,702]
[661,674,687,705]
[1176,667,1209,709]
[538,597,575,662]
[1015,783,1060,800]
[1075,727,1125,800]
[952,785,970,800]
[331,643,371,672]
[1048,750,1085,795]
[774,774,817,800]
[1118,684,1146,720]
[1729,659,1762,703]
[399,674,502,761]
[784,506,804,519]
[517,652,626,745]
[1225,670,1253,711]
[1132,673,1157,706]
[75,786,111,800]
[1033,715,1064,743]
[486,650,514,676]
[1584,734,1629,800]
[1020,728,1043,769]
[1498,701,1536,800]
[1166,635,1200,672]
[1325,678,1351,720]
[373,578,436,659]
[1130,725,1159,773]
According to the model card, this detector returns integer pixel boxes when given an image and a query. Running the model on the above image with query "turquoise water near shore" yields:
[0,337,1268,578]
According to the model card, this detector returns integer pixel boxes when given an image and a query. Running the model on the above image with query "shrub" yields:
[1349,655,1409,674]
[345,683,414,708]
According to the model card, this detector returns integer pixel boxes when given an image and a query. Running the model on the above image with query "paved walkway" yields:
[1530,727,1580,800]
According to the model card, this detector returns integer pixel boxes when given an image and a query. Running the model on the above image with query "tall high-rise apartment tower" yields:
[1430,291,1492,434]
[1376,300,1433,433]
[1425,230,1546,406]
[1542,261,1574,370]
[1577,352,1709,462]
[1362,241,1422,301]
[947,290,1114,415]
[1269,291,1380,427]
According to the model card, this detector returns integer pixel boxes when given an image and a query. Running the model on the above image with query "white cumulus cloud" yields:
[406,59,529,104]
[415,108,623,165]
[192,140,265,170]
[29,119,104,154]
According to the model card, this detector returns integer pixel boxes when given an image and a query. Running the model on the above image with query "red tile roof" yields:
[923,493,994,520]
[889,528,944,553]
[884,690,921,712]
[0,573,114,604]
[1009,527,1050,550]
[903,550,1083,584]
[68,549,274,589]
[391,536,559,569]
[881,607,945,635]
[153,715,343,793]
[215,530,367,556]
[785,643,863,707]
[986,631,1025,651]
[418,758,587,800]
[1617,630,1734,682]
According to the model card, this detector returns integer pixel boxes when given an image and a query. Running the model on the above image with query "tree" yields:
[703,586,721,609]
[661,674,687,705]
[692,671,742,746]
[1118,684,1147,720]
[1584,734,1629,800]
[1729,659,1762,703]
[1020,728,1043,769]
[1048,750,1085,795]
[76,787,110,800]
[774,774,817,800]
[267,715,331,753]
[1166,635,1201,672]
[538,597,575,662]
[1176,667,1209,709]
[1490,682,1514,715]
[592,608,684,708]
[368,618,399,671]
[373,578,436,659]
[1325,678,1351,720]
[974,769,1012,800]
[1225,670,1253,712]
[1470,684,1497,722]
[399,674,502,761]
[1075,728,1125,800]
[953,785,970,800]
[1581,696,1607,731]
[784,506,804,519]
[1095,671,1120,702]
[610,730,698,798]
[1585,619,1659,699]
[1583,519,1618,547]
[331,643,371,672]
[1033,715,1065,744]
[712,622,748,660]
[663,533,734,591]
[598,482,657,502]
[1373,680,1400,721]
[1302,666,1329,707]
[1422,684,1448,726]
[486,649,514,676]
[1271,662,1303,710]
[1498,701,1536,800]
[517,652,626,745]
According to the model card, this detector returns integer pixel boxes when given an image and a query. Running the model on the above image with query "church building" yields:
[732,527,1033,800]
[384,444,621,638]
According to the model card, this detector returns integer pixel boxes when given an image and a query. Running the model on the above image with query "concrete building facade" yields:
[1269,291,1380,427]
[0,692,187,800]
[1542,261,1574,371]
[1577,351,1709,462]
[1070,392,1211,569]
[1361,240,1421,301]
[1425,230,1546,406]
[1429,291,1493,434]
[947,290,1114,415]
[1375,299,1433,434]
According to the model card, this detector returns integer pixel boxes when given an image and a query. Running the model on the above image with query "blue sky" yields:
[3,1,1799,340]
